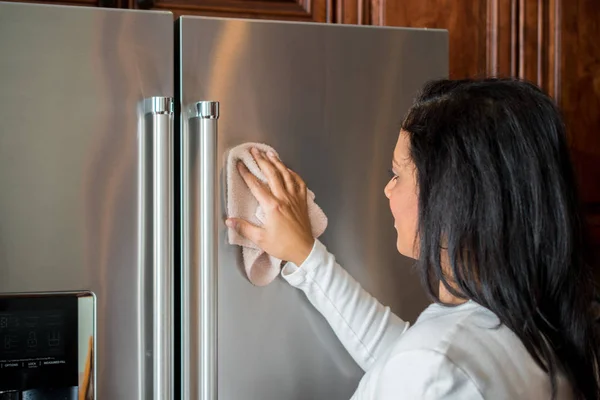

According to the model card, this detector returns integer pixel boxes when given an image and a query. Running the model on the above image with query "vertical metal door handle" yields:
[140,96,174,400]
[182,101,219,400]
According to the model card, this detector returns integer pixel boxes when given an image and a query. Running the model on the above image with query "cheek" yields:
[389,185,419,255]
[389,188,418,226]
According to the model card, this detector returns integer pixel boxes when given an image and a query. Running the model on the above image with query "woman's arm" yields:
[281,239,409,372]
[224,149,407,370]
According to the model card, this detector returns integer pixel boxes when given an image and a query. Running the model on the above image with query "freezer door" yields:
[178,17,448,400]
[0,3,174,399]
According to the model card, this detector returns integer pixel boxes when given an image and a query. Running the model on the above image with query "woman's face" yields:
[384,130,419,259]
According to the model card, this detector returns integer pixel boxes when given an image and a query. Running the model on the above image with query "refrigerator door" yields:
[179,17,448,400]
[0,3,174,399]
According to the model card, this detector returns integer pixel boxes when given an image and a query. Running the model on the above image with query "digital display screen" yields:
[0,309,67,361]
[0,295,78,392]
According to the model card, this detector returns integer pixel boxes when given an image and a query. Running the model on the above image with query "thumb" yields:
[226,218,262,244]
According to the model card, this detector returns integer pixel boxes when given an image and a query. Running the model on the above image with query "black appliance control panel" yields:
[0,293,94,399]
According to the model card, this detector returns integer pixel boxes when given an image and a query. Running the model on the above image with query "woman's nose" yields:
[384,180,392,199]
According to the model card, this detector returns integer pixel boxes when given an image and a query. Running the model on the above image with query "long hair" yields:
[402,78,599,399]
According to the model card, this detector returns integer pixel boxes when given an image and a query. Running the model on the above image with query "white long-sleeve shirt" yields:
[281,239,572,399]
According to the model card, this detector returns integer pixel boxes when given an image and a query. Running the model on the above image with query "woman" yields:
[225,78,600,399]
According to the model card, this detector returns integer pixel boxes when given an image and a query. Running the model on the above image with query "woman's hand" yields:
[226,148,315,266]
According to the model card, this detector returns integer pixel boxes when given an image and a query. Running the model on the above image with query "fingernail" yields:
[225,219,235,228]
[251,148,259,156]
[237,161,243,169]
[267,151,276,159]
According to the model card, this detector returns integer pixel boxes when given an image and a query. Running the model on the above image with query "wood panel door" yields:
[556,0,600,245]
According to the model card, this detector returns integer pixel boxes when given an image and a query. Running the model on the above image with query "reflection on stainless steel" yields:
[139,97,174,400]
[0,292,95,399]
[182,102,219,400]
[78,293,96,400]
[144,97,175,115]
[0,3,173,398]
[180,106,198,400]
[179,17,448,400]
[191,101,220,119]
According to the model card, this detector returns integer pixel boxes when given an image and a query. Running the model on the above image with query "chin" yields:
[396,239,418,260]
[396,241,410,257]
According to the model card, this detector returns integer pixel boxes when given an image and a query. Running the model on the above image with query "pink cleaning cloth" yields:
[226,142,328,286]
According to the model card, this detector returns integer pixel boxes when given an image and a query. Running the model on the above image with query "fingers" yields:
[241,147,308,201]
[266,151,297,193]
[237,162,273,206]
[287,168,307,195]
[226,218,263,244]
[251,148,287,198]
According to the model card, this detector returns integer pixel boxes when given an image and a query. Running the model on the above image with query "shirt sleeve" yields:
[281,239,410,371]
[371,350,484,399]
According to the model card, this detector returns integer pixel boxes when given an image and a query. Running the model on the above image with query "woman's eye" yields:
[388,169,399,180]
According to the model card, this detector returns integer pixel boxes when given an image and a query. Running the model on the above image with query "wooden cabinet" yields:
[558,0,600,245]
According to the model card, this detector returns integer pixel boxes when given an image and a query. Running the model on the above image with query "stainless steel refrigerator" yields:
[0,2,448,399]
